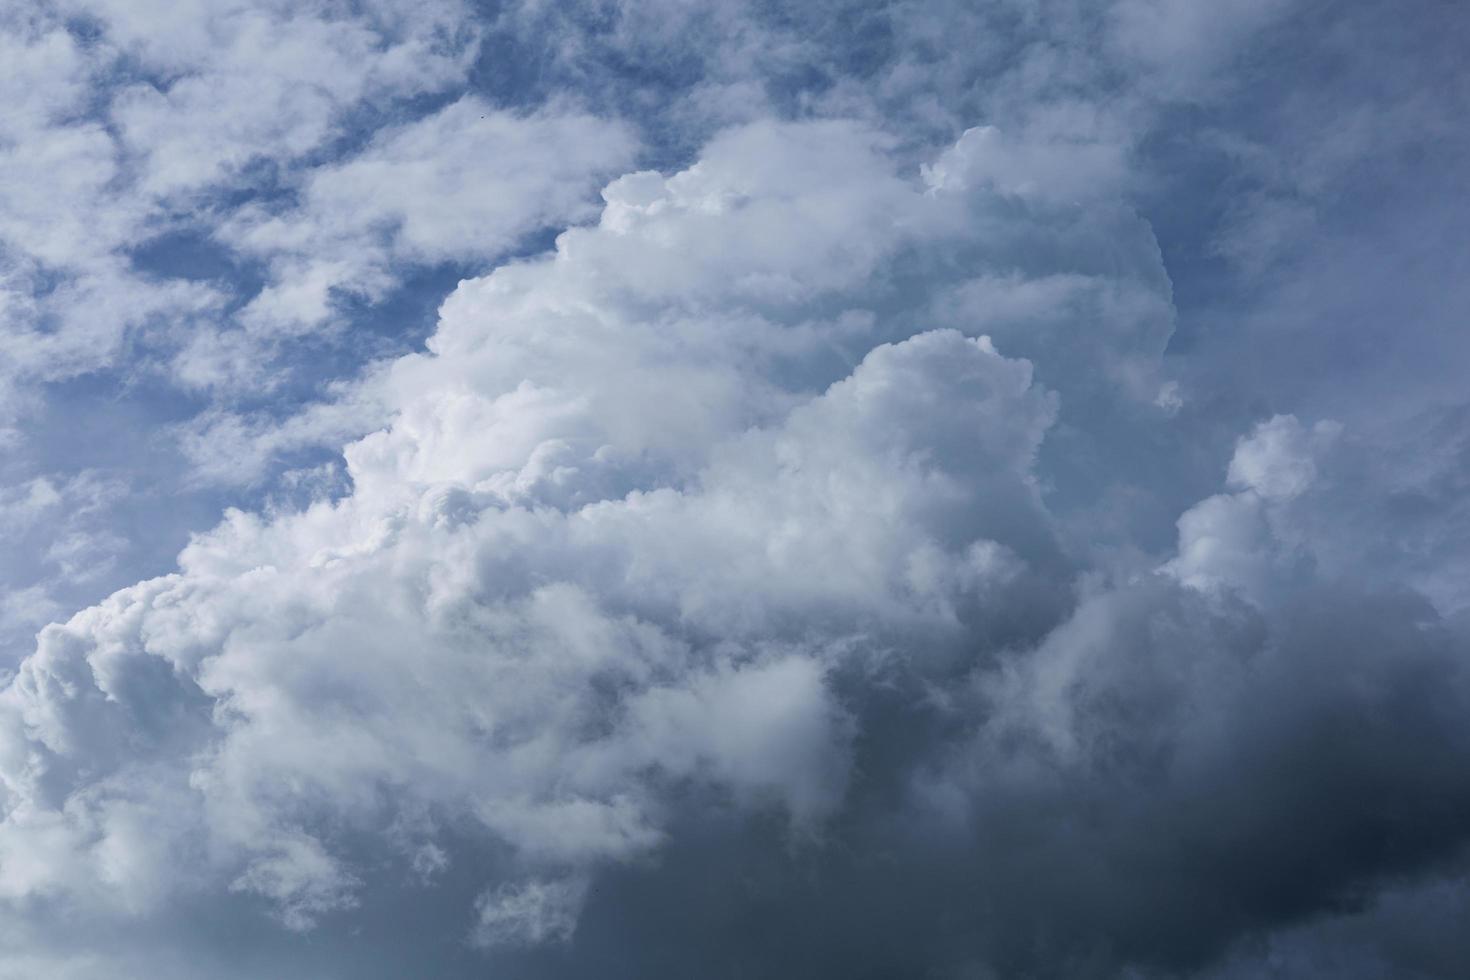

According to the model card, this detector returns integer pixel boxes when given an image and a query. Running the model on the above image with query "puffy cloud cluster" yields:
[1,107,1467,979]
[0,0,638,651]
[3,1,1470,978]
[0,0,477,412]
[0,120,1070,927]
[180,98,638,390]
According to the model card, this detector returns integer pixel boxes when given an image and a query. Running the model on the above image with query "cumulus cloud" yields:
[0,119,1071,956]
[0,1,479,412]
[194,98,638,374]
[2,1,1468,978]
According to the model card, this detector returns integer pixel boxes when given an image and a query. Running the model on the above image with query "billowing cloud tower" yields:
[1,1,1468,977]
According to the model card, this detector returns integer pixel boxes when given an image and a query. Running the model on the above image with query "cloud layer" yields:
[1,1,1468,977]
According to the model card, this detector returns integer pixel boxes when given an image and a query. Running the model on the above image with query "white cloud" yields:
[2,2,1468,974]
[212,98,638,347]
[471,874,589,948]
[0,479,62,531]
[0,588,64,641]
[1167,414,1343,599]
[1110,0,1295,96]
[923,122,1130,203]
[0,1,482,434]
[228,834,361,932]
[0,120,1097,943]
[1226,414,1341,500]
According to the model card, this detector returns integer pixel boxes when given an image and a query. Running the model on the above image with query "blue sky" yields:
[1,1,1469,977]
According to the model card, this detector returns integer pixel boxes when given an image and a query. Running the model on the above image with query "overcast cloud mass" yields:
[1,0,1469,976]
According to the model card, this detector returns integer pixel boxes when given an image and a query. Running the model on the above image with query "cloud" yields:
[0,472,131,660]
[0,119,1078,954]
[2,1,1469,977]
[471,874,589,948]
[1110,0,1294,96]
[0,1,480,394]
[209,97,638,351]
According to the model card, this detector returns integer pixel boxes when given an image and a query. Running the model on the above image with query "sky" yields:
[0,0,1468,976]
